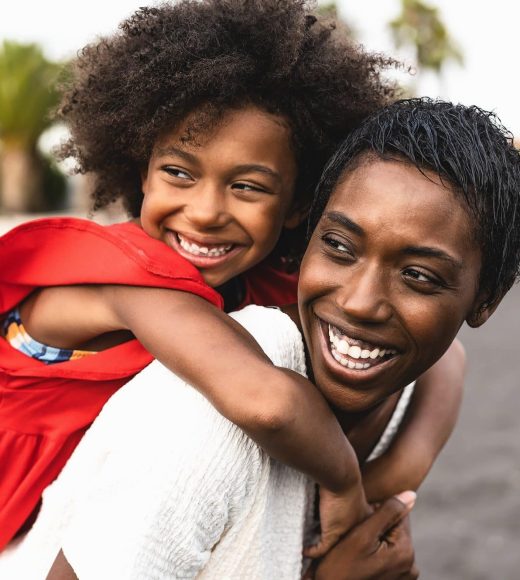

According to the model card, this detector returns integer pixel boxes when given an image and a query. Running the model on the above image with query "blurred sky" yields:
[2,0,520,136]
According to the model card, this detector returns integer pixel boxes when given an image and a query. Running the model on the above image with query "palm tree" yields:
[0,41,65,212]
[390,0,462,76]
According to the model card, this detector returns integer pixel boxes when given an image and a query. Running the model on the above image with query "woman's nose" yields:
[335,263,393,323]
[183,186,230,229]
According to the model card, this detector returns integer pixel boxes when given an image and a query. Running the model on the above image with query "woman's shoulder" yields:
[229,305,307,377]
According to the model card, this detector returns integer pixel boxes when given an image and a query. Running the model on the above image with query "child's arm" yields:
[24,284,370,551]
[361,339,466,503]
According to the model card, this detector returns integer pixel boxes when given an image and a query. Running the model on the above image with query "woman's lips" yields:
[317,319,401,382]
[328,324,397,369]
[166,231,243,269]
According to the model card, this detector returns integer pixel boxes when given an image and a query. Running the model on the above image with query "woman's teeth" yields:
[328,324,397,370]
[178,234,233,257]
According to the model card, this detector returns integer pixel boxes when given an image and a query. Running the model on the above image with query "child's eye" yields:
[232,182,268,194]
[162,166,193,180]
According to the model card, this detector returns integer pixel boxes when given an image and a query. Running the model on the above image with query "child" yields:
[0,0,462,555]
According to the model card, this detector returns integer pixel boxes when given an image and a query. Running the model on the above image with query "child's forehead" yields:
[156,105,292,146]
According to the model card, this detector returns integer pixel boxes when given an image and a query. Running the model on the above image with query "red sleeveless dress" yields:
[0,217,297,549]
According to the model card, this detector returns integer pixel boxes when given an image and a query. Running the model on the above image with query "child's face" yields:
[140,106,298,287]
[298,158,488,412]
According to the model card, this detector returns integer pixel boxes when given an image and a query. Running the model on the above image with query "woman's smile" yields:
[299,157,483,412]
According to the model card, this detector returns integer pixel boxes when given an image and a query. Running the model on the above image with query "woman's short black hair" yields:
[309,97,520,309]
[56,0,399,262]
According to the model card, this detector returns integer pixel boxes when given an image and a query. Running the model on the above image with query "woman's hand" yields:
[304,491,418,580]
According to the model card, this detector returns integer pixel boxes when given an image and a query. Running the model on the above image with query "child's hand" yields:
[304,483,373,559]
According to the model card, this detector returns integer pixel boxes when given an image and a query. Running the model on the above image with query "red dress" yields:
[0,217,297,549]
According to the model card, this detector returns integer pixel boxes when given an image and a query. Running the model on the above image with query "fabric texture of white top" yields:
[0,305,413,579]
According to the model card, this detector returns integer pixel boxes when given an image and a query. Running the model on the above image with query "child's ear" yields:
[466,294,503,328]
[140,165,149,189]
[284,204,309,230]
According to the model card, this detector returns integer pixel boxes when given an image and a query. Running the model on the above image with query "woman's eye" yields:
[323,235,353,255]
[162,166,192,180]
[403,268,443,287]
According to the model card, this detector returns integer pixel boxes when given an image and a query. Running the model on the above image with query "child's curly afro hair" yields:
[57,0,399,220]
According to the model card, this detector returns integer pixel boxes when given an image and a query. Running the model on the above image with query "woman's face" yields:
[299,158,484,412]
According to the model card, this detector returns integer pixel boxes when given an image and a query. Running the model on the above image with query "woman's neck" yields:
[281,303,402,461]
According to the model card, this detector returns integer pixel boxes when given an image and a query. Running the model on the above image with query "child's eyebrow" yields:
[154,145,282,183]
[232,164,282,184]
[155,145,197,163]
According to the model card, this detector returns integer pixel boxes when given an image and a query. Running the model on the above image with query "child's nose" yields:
[184,187,230,229]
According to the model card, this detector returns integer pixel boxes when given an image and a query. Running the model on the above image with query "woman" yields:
[5,98,520,579]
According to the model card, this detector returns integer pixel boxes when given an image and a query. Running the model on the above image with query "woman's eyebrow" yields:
[323,211,364,236]
[401,246,463,270]
[323,211,464,269]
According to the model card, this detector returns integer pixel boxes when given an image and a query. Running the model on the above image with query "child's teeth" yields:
[178,234,232,257]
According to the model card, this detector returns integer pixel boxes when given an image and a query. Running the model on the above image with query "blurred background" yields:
[1,1,519,577]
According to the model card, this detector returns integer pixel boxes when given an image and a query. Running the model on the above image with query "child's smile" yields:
[140,106,299,287]
[166,230,240,269]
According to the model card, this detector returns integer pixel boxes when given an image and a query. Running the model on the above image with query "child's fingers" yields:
[303,532,341,559]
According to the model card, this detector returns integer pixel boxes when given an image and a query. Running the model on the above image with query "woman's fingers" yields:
[304,529,344,558]
[358,491,416,547]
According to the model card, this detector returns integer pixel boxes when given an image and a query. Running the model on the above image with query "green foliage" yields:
[316,1,358,39]
[390,0,463,73]
[0,41,64,146]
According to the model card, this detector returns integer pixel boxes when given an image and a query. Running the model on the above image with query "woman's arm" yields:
[362,339,466,502]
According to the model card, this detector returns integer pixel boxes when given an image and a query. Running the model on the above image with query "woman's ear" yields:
[466,295,503,328]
